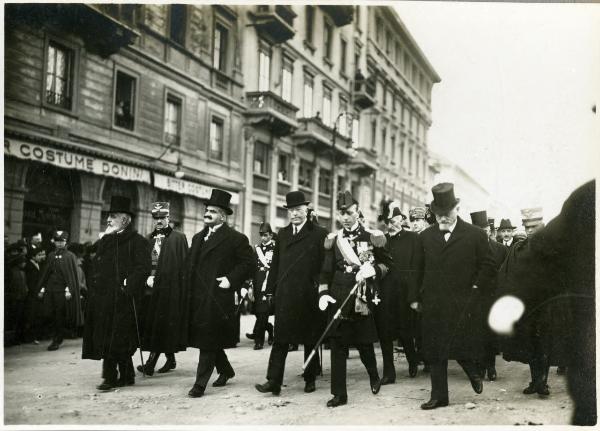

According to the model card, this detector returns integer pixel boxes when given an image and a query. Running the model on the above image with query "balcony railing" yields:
[292,117,353,161]
[353,75,376,110]
[348,147,378,177]
[251,5,296,44]
[319,6,354,27]
[245,91,299,136]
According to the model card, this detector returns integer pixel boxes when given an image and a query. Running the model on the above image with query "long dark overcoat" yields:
[417,217,496,363]
[82,227,151,360]
[266,221,328,345]
[141,228,189,353]
[376,230,422,341]
[187,224,254,350]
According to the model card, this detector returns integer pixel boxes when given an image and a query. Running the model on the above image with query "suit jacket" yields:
[187,223,254,350]
[417,217,496,362]
[266,221,328,345]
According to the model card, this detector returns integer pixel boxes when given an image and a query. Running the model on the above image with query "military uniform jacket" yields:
[252,240,275,315]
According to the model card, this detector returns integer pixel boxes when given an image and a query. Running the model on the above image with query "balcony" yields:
[353,74,376,110]
[319,6,354,27]
[6,4,138,58]
[348,147,379,177]
[244,91,299,136]
[250,5,296,44]
[292,117,353,162]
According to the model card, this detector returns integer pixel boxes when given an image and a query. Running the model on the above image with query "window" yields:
[338,97,348,136]
[400,142,405,168]
[375,17,383,44]
[299,160,313,189]
[254,142,269,175]
[322,86,332,127]
[382,85,387,108]
[416,153,421,177]
[412,64,418,86]
[305,6,315,44]
[404,53,410,78]
[319,169,332,195]
[370,120,377,151]
[281,57,293,102]
[209,117,224,161]
[395,42,401,67]
[213,23,228,72]
[258,48,271,92]
[114,71,136,130]
[386,30,392,55]
[391,135,396,162]
[340,38,347,75]
[164,95,182,146]
[278,153,291,182]
[45,41,74,110]
[303,74,314,117]
[408,148,413,173]
[169,5,187,45]
[352,113,360,146]
[354,6,360,29]
[323,19,333,60]
[381,129,387,156]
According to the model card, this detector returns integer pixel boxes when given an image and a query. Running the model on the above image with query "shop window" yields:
[169,4,187,45]
[164,94,182,147]
[45,41,74,110]
[305,6,315,45]
[319,169,332,195]
[278,153,291,182]
[114,70,137,130]
[258,47,271,92]
[210,117,224,161]
[254,141,269,175]
[213,23,228,72]
[281,57,293,102]
[298,160,313,189]
[302,74,314,118]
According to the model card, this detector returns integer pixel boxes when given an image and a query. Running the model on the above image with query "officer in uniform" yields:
[318,191,393,407]
[246,222,275,350]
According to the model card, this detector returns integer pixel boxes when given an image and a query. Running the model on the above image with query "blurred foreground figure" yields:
[490,180,595,425]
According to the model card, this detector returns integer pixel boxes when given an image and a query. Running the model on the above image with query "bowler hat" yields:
[151,202,170,219]
[259,222,273,234]
[470,211,488,228]
[337,191,358,210]
[108,196,135,217]
[430,183,460,214]
[498,218,517,230]
[283,191,310,209]
[205,189,233,215]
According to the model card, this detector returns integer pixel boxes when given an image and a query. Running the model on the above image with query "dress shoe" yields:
[523,382,537,394]
[157,358,176,374]
[468,374,483,394]
[115,378,135,387]
[266,324,274,345]
[246,333,256,340]
[188,385,205,398]
[326,395,348,407]
[136,364,155,376]
[253,343,264,350]
[288,344,298,352]
[408,362,418,378]
[212,371,235,387]
[380,376,396,385]
[47,341,60,351]
[304,381,316,393]
[96,380,116,391]
[370,375,382,394]
[255,380,281,395]
[420,399,449,410]
[486,367,497,382]
[536,384,550,396]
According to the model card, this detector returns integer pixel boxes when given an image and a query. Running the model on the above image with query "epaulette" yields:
[324,232,337,250]
[367,229,387,248]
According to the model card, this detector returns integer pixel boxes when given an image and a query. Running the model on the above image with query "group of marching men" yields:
[74,179,594,424]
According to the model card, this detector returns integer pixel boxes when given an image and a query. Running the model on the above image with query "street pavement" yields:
[4,315,573,426]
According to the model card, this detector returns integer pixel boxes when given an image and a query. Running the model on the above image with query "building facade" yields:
[4,4,439,245]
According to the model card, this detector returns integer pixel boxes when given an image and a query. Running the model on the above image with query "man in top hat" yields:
[317,191,393,407]
[470,210,508,381]
[186,189,254,398]
[487,218,497,242]
[255,191,328,396]
[409,207,429,234]
[413,183,496,410]
[246,222,275,350]
[37,231,82,351]
[137,202,189,376]
[377,206,422,383]
[82,196,152,391]
[521,207,544,236]
[497,219,519,248]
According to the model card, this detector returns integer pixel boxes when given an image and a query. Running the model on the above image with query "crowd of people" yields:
[3,180,595,425]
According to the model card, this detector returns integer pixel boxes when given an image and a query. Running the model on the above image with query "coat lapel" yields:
[199,223,229,261]
[286,221,312,249]
[443,217,466,250]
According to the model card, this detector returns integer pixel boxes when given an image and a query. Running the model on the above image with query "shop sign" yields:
[4,139,151,184]
[154,173,240,205]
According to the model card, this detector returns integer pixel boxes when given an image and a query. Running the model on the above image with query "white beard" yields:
[104,225,119,235]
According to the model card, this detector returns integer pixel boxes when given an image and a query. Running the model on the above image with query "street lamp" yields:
[330,110,355,231]
[154,141,185,179]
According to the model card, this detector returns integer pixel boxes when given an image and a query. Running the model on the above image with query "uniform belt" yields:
[336,263,359,274]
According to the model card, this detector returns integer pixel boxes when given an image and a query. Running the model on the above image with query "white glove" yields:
[488,295,525,335]
[217,277,231,289]
[65,288,72,300]
[146,276,155,288]
[410,302,421,312]
[240,287,248,298]
[38,288,45,299]
[319,294,336,311]
[356,262,376,282]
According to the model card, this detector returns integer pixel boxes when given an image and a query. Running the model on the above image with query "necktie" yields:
[293,226,298,235]
[440,229,450,242]
[205,228,213,241]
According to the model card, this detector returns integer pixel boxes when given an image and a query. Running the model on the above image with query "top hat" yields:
[498,218,517,230]
[520,207,543,227]
[151,202,170,219]
[283,191,310,209]
[259,222,273,234]
[470,211,488,228]
[337,191,358,211]
[430,183,460,214]
[108,196,135,217]
[409,207,426,220]
[205,189,234,215]
[389,207,407,220]
[53,230,69,242]
[488,217,495,229]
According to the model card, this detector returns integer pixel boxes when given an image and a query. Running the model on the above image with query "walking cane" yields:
[302,282,361,370]
[131,296,146,377]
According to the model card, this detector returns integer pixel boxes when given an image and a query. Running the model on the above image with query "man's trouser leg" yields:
[357,343,379,379]
[457,359,481,381]
[399,334,418,366]
[254,312,269,345]
[50,291,66,343]
[302,343,318,383]
[118,355,135,382]
[380,340,396,380]
[430,360,449,401]
[330,338,347,397]
[266,342,289,385]
[194,350,217,388]
[215,349,235,377]
[102,355,119,383]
